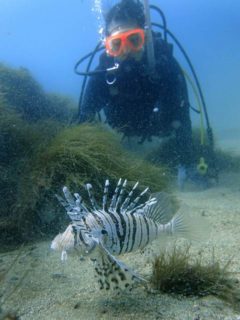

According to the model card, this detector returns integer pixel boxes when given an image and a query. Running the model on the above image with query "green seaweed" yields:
[1,123,169,243]
[35,124,169,190]
[150,244,240,310]
[0,63,76,122]
[146,128,240,178]
[18,124,169,228]
[0,103,64,243]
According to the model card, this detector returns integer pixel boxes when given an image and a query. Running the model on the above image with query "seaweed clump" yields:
[5,124,169,241]
[0,63,76,123]
[0,63,77,244]
[0,63,169,244]
[146,128,240,179]
[0,102,63,244]
[34,124,169,191]
[150,245,240,309]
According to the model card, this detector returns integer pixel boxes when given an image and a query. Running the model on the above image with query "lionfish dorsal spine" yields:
[115,179,127,210]
[109,178,122,211]
[73,192,89,213]
[60,187,88,220]
[63,186,75,207]
[128,197,156,215]
[127,187,149,212]
[86,183,98,210]
[120,181,139,213]
[55,194,70,211]
[73,192,81,201]
[102,179,110,211]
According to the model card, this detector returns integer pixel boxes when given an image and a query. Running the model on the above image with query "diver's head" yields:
[104,0,145,61]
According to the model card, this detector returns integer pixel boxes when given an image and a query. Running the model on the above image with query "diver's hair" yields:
[105,0,145,36]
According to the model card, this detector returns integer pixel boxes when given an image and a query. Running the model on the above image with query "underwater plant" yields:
[146,128,240,177]
[0,105,38,241]
[34,124,169,190]
[150,244,240,310]
[0,102,64,243]
[0,63,76,123]
[1,123,169,243]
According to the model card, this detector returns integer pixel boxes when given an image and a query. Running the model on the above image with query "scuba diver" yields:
[76,0,215,188]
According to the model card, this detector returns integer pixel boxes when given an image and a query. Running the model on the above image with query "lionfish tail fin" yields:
[168,205,210,241]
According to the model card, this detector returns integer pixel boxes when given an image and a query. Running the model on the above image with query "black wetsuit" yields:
[80,35,193,167]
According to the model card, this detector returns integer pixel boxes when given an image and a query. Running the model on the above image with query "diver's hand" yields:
[177,165,210,190]
[177,165,187,190]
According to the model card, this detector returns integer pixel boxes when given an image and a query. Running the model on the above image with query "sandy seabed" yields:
[1,170,240,320]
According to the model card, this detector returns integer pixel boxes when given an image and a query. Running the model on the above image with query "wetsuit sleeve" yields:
[79,70,108,123]
[173,64,193,167]
[157,56,193,167]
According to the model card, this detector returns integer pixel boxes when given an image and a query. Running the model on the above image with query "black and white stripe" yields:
[57,179,169,256]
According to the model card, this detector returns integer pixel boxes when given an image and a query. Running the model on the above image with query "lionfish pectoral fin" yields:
[91,242,146,292]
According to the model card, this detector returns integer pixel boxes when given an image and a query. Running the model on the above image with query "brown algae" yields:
[150,244,240,309]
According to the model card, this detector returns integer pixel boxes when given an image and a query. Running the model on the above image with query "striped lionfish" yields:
[51,179,204,292]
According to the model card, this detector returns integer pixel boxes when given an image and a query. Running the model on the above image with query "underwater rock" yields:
[0,63,76,123]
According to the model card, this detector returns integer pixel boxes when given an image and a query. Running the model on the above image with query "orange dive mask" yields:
[105,28,145,57]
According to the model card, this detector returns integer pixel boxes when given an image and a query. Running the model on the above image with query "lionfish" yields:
[51,179,204,292]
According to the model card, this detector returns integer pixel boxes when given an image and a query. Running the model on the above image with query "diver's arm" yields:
[174,102,193,167]
[168,60,196,189]
[153,36,193,165]
[172,65,193,168]
[156,54,193,167]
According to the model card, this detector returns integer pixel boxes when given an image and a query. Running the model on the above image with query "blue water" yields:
[1,3,240,318]
[0,0,240,131]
